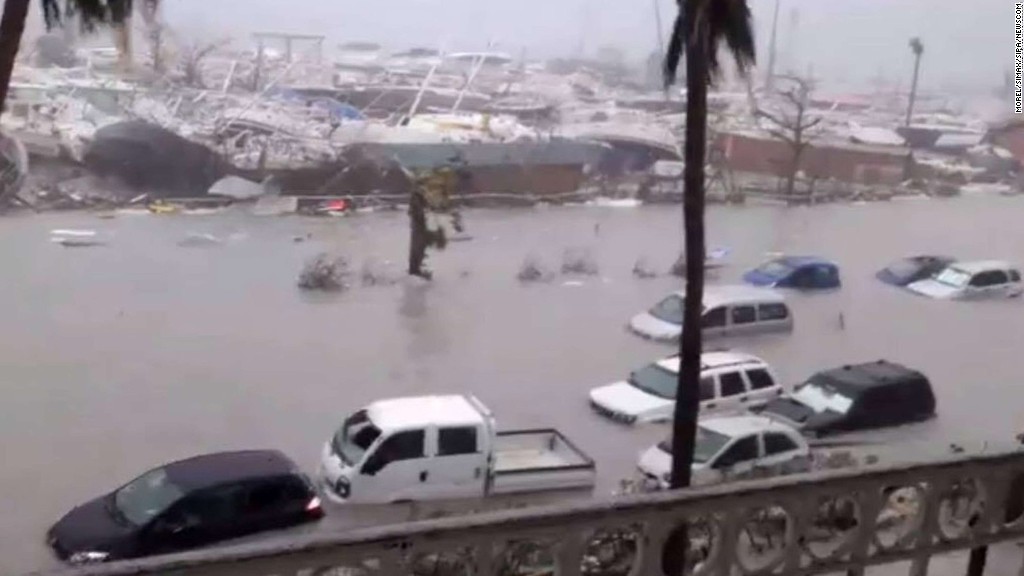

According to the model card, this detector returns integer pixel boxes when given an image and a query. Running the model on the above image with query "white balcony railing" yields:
[41,448,1024,576]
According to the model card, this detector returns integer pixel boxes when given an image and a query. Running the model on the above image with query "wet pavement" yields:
[4,196,1024,573]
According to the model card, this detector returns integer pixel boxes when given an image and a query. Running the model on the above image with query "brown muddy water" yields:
[4,196,1024,573]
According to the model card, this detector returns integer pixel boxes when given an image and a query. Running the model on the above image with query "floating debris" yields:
[178,233,224,247]
[561,247,599,276]
[298,253,351,292]
[632,258,659,279]
[53,237,106,247]
[51,229,96,237]
[51,228,107,247]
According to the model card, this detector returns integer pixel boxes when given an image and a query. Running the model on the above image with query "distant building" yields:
[717,132,910,186]
[985,119,1024,165]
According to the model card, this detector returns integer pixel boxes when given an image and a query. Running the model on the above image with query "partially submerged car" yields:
[588,351,783,424]
[629,285,793,342]
[907,260,1023,300]
[637,415,811,488]
[875,255,956,287]
[47,451,323,564]
[742,256,841,290]
[756,360,936,437]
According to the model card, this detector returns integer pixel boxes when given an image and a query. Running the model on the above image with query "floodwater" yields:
[5,196,1024,573]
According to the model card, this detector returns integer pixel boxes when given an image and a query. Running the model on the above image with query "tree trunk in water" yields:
[0,0,31,122]
[663,5,709,574]
[408,191,430,279]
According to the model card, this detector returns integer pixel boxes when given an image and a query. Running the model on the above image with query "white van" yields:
[629,285,793,342]
[589,351,784,424]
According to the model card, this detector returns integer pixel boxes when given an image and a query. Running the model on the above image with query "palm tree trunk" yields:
[662,9,709,575]
[669,3,709,495]
[0,0,31,122]
[905,52,921,127]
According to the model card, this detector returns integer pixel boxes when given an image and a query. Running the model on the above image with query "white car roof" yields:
[670,284,787,308]
[701,415,795,438]
[367,395,483,430]
[653,351,768,374]
[949,260,1017,274]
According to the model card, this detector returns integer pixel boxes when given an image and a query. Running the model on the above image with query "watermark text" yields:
[1016,3,1023,113]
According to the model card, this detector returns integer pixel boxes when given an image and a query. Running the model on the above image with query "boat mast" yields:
[453,40,496,112]
[408,45,446,119]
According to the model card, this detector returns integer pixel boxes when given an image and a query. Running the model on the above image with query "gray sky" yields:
[159,0,1009,92]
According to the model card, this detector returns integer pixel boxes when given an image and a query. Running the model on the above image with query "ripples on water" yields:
[3,196,1024,572]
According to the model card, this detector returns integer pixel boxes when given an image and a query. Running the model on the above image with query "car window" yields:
[719,372,746,397]
[731,305,756,325]
[746,368,776,391]
[366,430,425,473]
[699,377,716,401]
[243,481,290,515]
[702,307,726,328]
[971,270,1009,287]
[757,303,789,321]
[764,433,799,455]
[1010,269,1021,282]
[716,436,759,467]
[176,485,245,525]
[815,265,837,286]
[438,427,478,456]
[649,294,684,324]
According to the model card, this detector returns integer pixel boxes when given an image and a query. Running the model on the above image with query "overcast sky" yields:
[118,0,1015,92]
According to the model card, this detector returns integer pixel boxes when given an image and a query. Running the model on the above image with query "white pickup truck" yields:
[319,395,596,510]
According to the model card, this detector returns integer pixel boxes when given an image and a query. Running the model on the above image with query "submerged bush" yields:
[517,255,555,283]
[561,247,599,276]
[298,253,350,292]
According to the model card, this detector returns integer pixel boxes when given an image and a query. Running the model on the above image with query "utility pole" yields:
[653,0,665,56]
[764,0,780,92]
[905,38,923,127]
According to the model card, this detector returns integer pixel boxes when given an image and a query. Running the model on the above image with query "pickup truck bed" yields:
[490,429,596,495]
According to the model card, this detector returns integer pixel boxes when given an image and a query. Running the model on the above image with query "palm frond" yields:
[41,0,145,32]
[662,0,757,87]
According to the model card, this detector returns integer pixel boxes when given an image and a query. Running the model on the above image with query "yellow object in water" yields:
[147,202,179,214]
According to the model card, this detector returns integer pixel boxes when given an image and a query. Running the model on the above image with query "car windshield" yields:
[333,409,382,465]
[884,259,922,281]
[113,467,185,526]
[933,267,971,288]
[648,295,684,325]
[658,426,731,464]
[791,380,854,414]
[756,259,794,278]
[627,362,678,400]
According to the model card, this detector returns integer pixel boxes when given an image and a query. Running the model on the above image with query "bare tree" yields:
[754,75,822,199]
[179,39,229,89]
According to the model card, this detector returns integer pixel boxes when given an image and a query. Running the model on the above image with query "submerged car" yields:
[47,450,323,564]
[876,255,956,287]
[742,256,841,290]
[629,285,793,342]
[756,360,936,437]
[906,260,1023,300]
[588,351,782,424]
[637,415,810,488]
